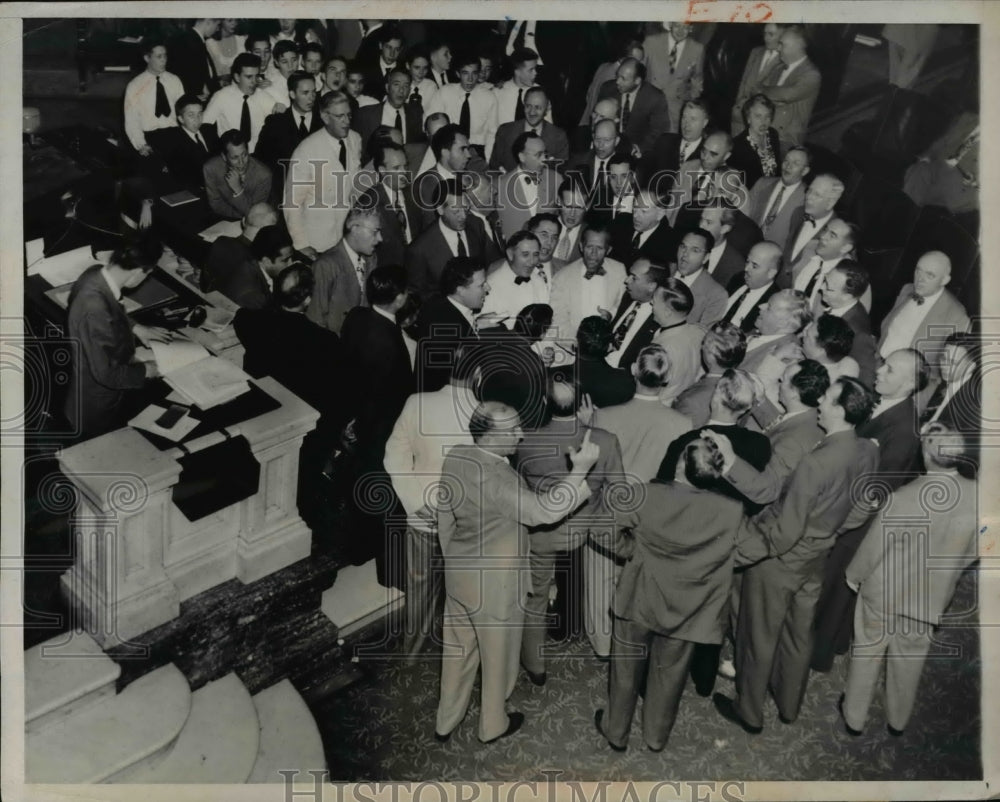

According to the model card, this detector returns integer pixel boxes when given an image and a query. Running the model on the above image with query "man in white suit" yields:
[495,132,561,239]
[549,224,627,339]
[283,91,362,258]
[643,22,705,132]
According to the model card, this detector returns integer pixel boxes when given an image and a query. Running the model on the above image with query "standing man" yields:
[720,241,783,334]
[490,86,569,173]
[495,133,561,237]
[254,71,324,180]
[283,91,363,258]
[758,25,822,149]
[425,51,499,163]
[549,224,627,339]
[360,26,405,102]
[481,231,549,327]
[492,47,548,127]
[783,174,844,265]
[731,23,786,135]
[605,258,669,371]
[203,52,275,153]
[746,146,810,254]
[669,132,749,226]
[643,22,705,132]
[215,224,293,309]
[356,142,420,267]
[596,57,671,159]
[552,178,589,263]
[672,229,729,327]
[353,68,424,160]
[123,40,183,157]
[673,322,749,427]
[411,123,471,229]
[699,204,750,291]
[203,130,273,220]
[168,18,220,99]
[817,261,878,386]
[650,278,706,403]
[782,218,862,312]
[435,402,600,743]
[638,98,710,189]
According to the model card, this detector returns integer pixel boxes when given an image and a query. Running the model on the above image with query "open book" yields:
[151,339,251,410]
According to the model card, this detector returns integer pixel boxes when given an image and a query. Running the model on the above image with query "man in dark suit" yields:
[921,333,981,435]
[405,178,500,299]
[216,224,293,309]
[596,438,745,753]
[818,261,878,387]
[253,71,324,181]
[699,204,750,290]
[151,94,219,193]
[720,241,783,334]
[570,96,635,159]
[782,173,844,266]
[605,257,670,371]
[758,25,821,148]
[411,124,472,230]
[637,98,710,190]
[201,202,277,293]
[64,240,169,440]
[711,377,880,734]
[565,118,620,214]
[489,87,570,173]
[167,19,220,99]
[596,57,670,160]
[353,68,424,162]
[358,25,405,102]
[355,142,421,268]
[552,317,634,409]
[612,189,675,267]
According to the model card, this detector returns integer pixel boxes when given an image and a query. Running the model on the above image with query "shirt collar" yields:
[373,304,397,324]
[678,268,703,287]
[100,265,123,301]
[437,164,456,180]
[825,299,856,317]
[782,55,808,73]
[633,393,661,402]
[913,288,945,306]
[342,238,363,269]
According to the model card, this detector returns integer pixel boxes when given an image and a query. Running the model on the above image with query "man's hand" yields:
[139,199,154,230]
[596,306,613,321]
[770,339,803,363]
[298,246,319,261]
[225,168,244,195]
[142,359,160,379]
[568,428,600,473]
[133,324,173,346]
[630,144,642,159]
[700,429,736,473]
[138,145,153,157]
[576,393,595,427]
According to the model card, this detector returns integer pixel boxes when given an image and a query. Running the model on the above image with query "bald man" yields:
[572,96,635,157]
[668,131,748,227]
[721,241,784,333]
[596,57,671,158]
[202,202,279,292]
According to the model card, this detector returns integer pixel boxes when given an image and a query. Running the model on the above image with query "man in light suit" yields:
[383,345,479,663]
[307,207,382,334]
[596,57,671,159]
[738,288,812,378]
[435,402,600,743]
[877,251,971,382]
[552,177,589,263]
[495,132,561,239]
[710,376,880,733]
[671,228,729,327]
[758,25,822,148]
[283,91,362,259]
[782,173,844,266]
[642,23,705,133]
[731,23,785,135]
[841,422,979,736]
[673,322,748,427]
[650,278,706,404]
[746,146,810,257]
[549,224,627,340]
[490,87,569,173]
[203,130,273,220]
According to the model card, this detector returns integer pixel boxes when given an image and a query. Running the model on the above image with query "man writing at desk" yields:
[64,239,173,440]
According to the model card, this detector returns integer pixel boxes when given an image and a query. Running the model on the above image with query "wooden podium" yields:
[57,377,319,647]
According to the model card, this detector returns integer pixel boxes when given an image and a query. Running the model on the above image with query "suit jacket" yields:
[675,269,728,327]
[476,330,549,430]
[658,425,772,513]
[739,332,798,377]
[64,266,147,438]
[489,120,570,173]
[636,132,702,189]
[780,206,825,266]
[667,158,749,225]
[707,241,748,291]
[608,297,659,371]
[731,46,780,132]
[847,472,978,626]
[877,284,971,378]
[596,80,671,156]
[413,295,477,393]
[728,127,782,189]
[217,259,271,310]
[614,219,676,268]
[495,166,561,240]
[356,183,422,268]
[352,101,424,161]
[203,155,273,220]
[405,216,499,299]
[306,240,376,335]
[614,482,743,643]
[653,322,707,403]
[152,124,219,192]
[760,57,822,146]
[721,280,780,334]
[551,356,635,410]
[726,408,826,505]
[254,108,324,178]
[859,396,921,486]
[549,257,628,339]
[839,302,878,388]
[564,149,616,212]
[168,28,218,96]
[202,233,252,293]
[594,396,692,484]
[514,419,626,554]
[746,177,806,253]
[437,443,591,621]
[643,32,705,131]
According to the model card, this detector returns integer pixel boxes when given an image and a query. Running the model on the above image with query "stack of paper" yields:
[198,219,243,243]
[28,245,95,285]
[151,339,251,409]
[201,306,235,332]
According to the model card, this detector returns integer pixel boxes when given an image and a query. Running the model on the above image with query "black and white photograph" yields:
[2,3,997,800]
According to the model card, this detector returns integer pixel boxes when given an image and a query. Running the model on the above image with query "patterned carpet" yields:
[310,569,981,782]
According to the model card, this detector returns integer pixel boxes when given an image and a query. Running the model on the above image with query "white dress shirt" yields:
[758,48,779,77]
[204,84,274,152]
[619,86,639,129]
[480,262,551,327]
[410,77,438,107]
[776,55,808,86]
[425,84,499,158]
[677,268,705,290]
[793,255,840,307]
[879,288,945,358]
[380,102,409,143]
[492,81,553,126]
[341,238,368,294]
[123,70,183,150]
[789,211,833,261]
[429,68,450,88]
[606,301,652,367]
[438,219,470,257]
[725,282,772,327]
[260,69,293,110]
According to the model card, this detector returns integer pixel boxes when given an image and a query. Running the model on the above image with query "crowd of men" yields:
[64,18,981,751]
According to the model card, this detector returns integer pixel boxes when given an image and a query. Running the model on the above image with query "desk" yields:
[58,376,320,647]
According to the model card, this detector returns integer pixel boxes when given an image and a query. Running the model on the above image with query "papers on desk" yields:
[201,306,235,332]
[27,244,95,285]
[198,219,243,242]
[129,404,200,442]
[161,190,199,208]
[151,339,251,409]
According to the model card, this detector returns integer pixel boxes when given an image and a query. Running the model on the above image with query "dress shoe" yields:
[837,693,863,737]
[887,724,905,737]
[483,712,525,744]
[523,665,547,686]
[712,693,762,735]
[594,709,627,752]
[433,730,451,743]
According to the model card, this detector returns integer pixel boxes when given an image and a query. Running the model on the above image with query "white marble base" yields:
[236,517,312,585]
[248,679,327,783]
[321,559,405,638]
[166,537,238,602]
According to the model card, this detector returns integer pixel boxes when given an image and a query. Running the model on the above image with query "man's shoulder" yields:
[203,153,225,173]
[314,241,349,270]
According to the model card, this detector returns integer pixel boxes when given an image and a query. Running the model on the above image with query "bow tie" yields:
[513,275,532,285]
[584,266,606,280]
[909,291,926,306]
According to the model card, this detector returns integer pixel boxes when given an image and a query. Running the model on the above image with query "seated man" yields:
[153,93,220,193]
[215,224,293,309]
[204,129,273,220]
[202,202,278,293]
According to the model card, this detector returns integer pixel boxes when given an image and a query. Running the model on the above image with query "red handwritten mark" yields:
[686,0,774,23]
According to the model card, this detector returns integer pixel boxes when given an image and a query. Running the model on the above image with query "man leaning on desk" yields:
[64,238,174,440]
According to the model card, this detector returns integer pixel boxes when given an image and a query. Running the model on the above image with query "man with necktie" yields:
[781,173,844,265]
[746,146,811,251]
[123,40,184,158]
[758,25,822,149]
[596,57,671,159]
[355,142,420,268]
[493,47,547,127]
[721,241,783,334]
[425,51,499,164]
[496,132,561,237]
[642,22,705,133]
[203,53,274,154]
[360,25,405,102]
[152,94,220,193]
[353,69,425,163]
[253,71,323,185]
[490,86,569,173]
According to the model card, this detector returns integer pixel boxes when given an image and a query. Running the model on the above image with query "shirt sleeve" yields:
[123,78,147,151]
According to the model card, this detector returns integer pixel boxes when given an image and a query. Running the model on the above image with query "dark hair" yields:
[374,141,407,169]
[273,40,299,61]
[831,376,876,426]
[607,153,635,172]
[110,236,163,273]
[511,131,544,162]
[576,316,614,358]
[232,52,261,77]
[386,67,411,85]
[921,421,972,470]
[814,314,855,361]
[219,128,250,151]
[559,175,588,202]
[505,230,540,252]
[683,226,716,253]
[244,33,271,53]
[526,212,563,237]
[786,144,812,165]
[251,225,292,262]
[377,24,404,46]
[174,93,205,116]
[287,70,316,93]
[274,262,314,308]
[634,344,670,388]
[680,98,711,119]
[407,44,431,64]
[441,257,485,296]
[432,177,464,210]
[323,54,347,71]
[366,264,408,306]
[514,303,553,342]
[368,125,403,155]
[509,46,539,69]
[301,42,325,60]
[319,90,350,112]
[655,277,695,315]
[682,439,724,488]
[453,50,481,72]
[431,123,466,160]
[142,38,167,57]
[789,359,830,407]
[345,59,365,78]
[451,341,483,382]
[943,332,981,371]
[580,223,612,249]
[829,260,869,299]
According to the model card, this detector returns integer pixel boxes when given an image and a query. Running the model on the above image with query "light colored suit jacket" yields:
[593,396,692,484]
[747,177,806,250]
[678,269,729,327]
[283,128,363,252]
[877,284,970,378]
[306,240,376,335]
[549,257,627,339]
[731,45,781,134]
[760,57,822,146]
[652,322,707,403]
[495,166,562,241]
[643,32,705,131]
